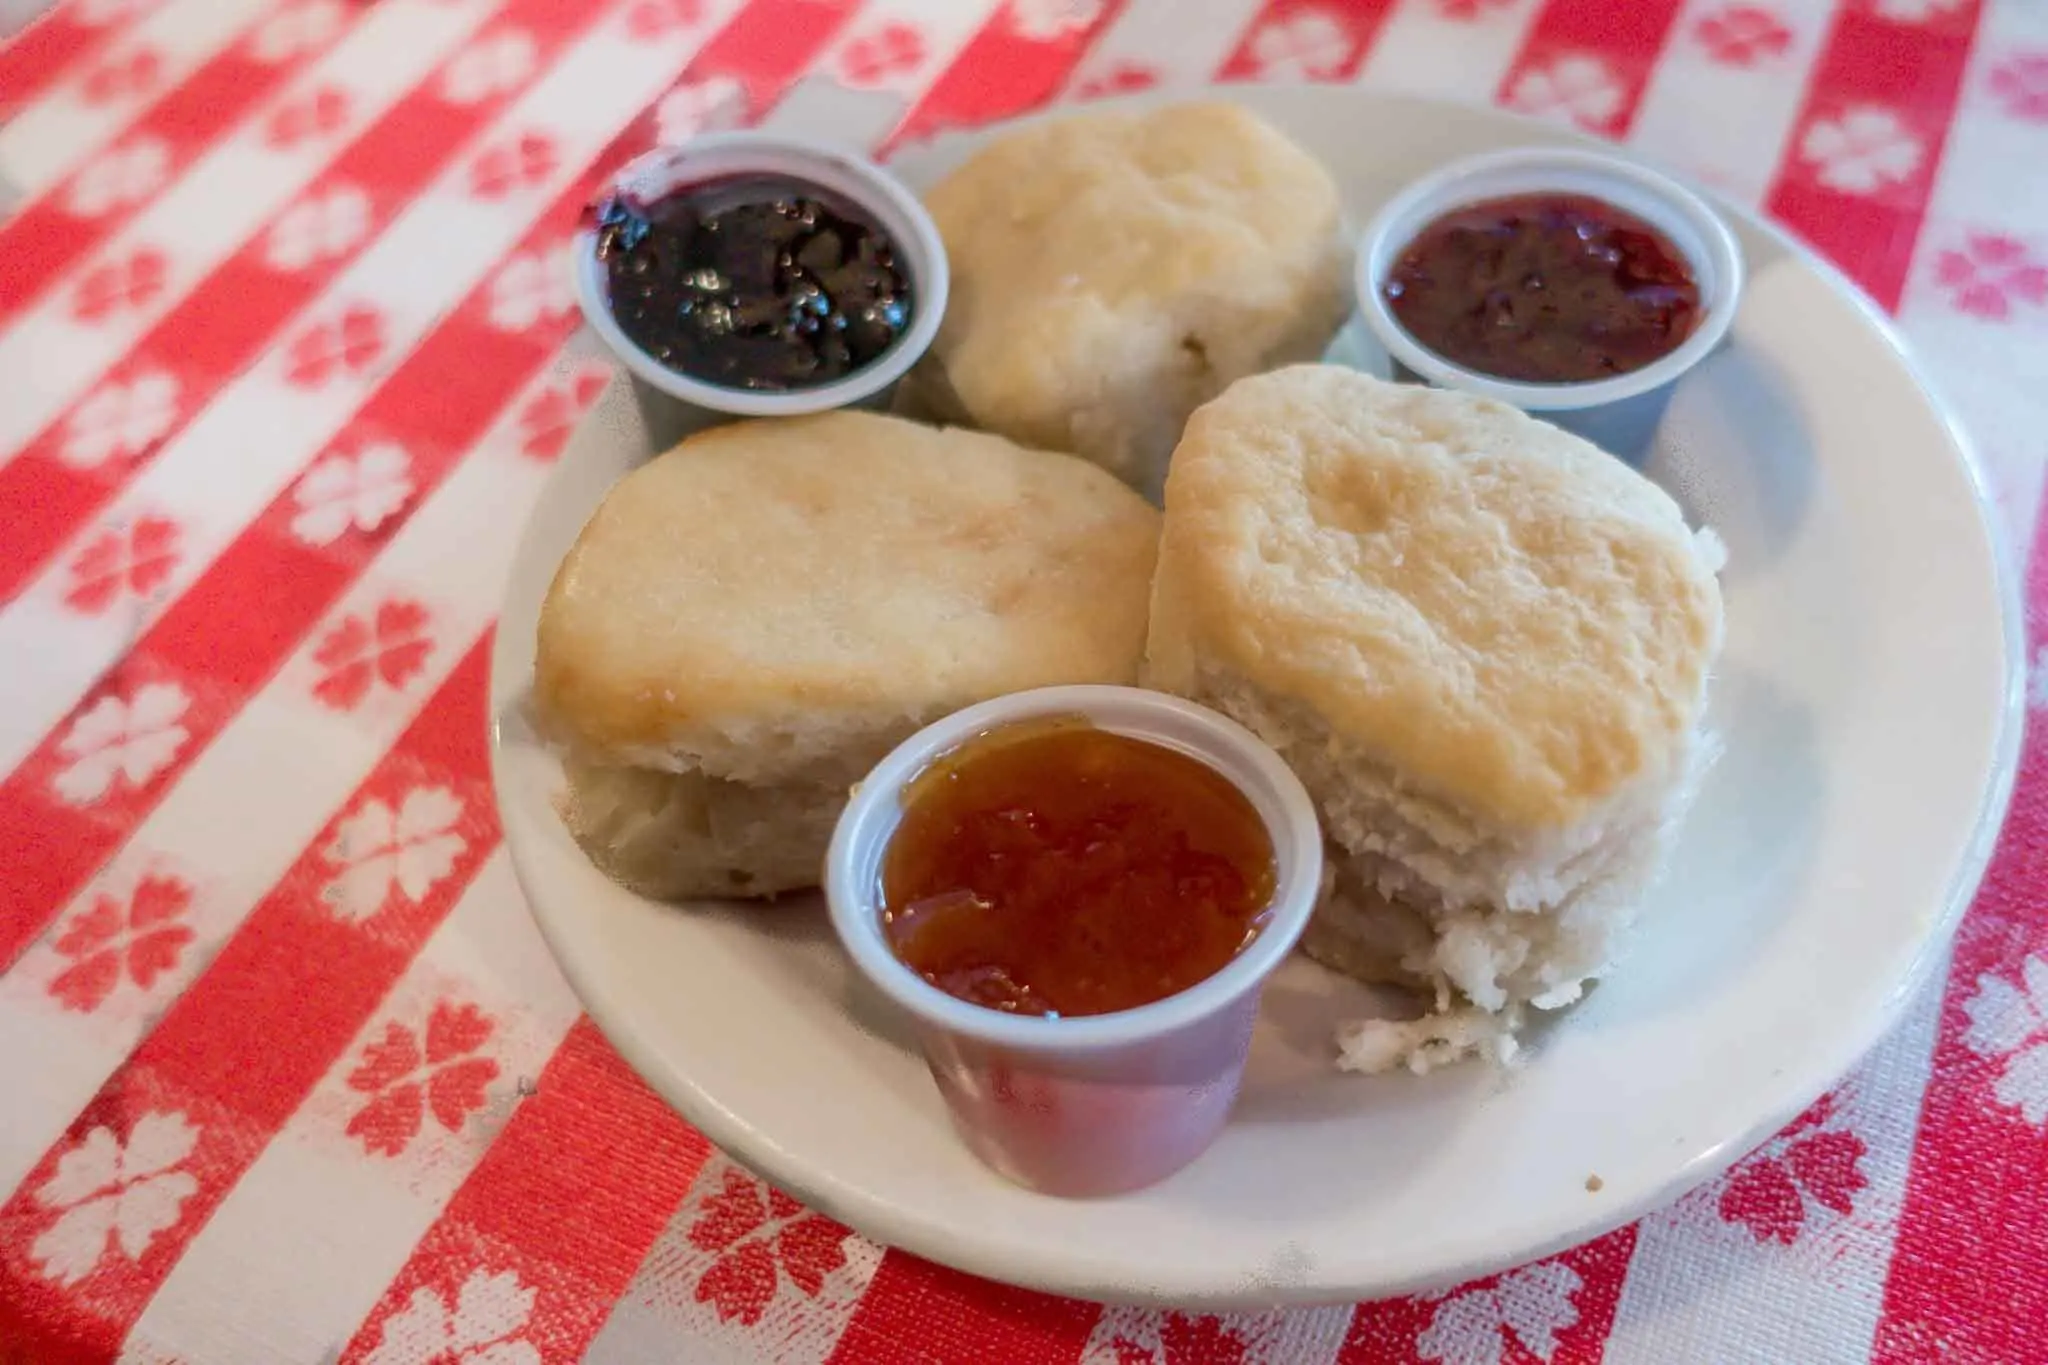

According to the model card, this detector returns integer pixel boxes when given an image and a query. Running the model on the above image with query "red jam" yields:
[879,721,1276,1019]
[1383,192,1701,384]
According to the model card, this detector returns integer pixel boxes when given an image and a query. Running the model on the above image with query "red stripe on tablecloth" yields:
[520,0,866,224]
[1340,1227,1638,1363]
[0,1,368,329]
[1761,2,1985,311]
[881,0,1126,153]
[694,0,860,111]
[1870,488,2048,1364]
[1213,0,1400,83]
[825,1254,1102,1365]
[0,249,579,981]
[0,0,847,976]
[0,0,148,124]
[0,640,496,1365]
[0,0,602,603]
[336,1017,713,1364]
[0,7,847,1350]
[541,0,863,188]
[1494,0,1689,140]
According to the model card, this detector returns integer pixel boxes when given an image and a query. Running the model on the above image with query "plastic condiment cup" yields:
[571,131,949,419]
[824,686,1324,1199]
[1353,146,1744,458]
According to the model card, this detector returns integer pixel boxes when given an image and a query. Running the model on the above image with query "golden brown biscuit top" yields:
[919,102,1348,469]
[535,411,1159,777]
[1152,365,1725,831]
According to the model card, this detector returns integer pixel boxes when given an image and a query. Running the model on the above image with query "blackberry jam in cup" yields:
[574,133,949,419]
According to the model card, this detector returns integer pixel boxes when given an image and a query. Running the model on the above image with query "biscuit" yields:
[536,410,1160,898]
[1146,365,1726,1069]
[916,102,1351,494]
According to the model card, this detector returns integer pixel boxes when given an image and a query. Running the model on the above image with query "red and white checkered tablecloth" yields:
[1,0,2045,1360]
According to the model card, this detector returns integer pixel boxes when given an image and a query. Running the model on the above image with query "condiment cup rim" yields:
[571,130,949,418]
[824,686,1325,1055]
[1353,145,1745,412]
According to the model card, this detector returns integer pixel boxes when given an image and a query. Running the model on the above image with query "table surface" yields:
[2,1,2046,1361]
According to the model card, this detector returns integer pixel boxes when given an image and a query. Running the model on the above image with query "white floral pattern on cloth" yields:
[364,1267,541,1365]
[291,443,415,548]
[1798,105,1923,195]
[1715,1094,1869,1244]
[624,0,705,41]
[266,187,374,273]
[1504,52,1625,132]
[440,29,539,105]
[321,787,469,922]
[1242,9,1355,80]
[63,371,181,469]
[1004,0,1106,42]
[1963,954,2048,1125]
[64,514,182,614]
[248,0,346,64]
[652,76,746,148]
[53,682,192,806]
[485,246,575,334]
[1416,1260,1581,1364]
[31,1112,201,1287]
[2031,644,2048,710]
[67,137,171,218]
[1867,0,1968,25]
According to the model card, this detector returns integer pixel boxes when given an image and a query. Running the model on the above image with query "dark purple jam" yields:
[593,175,912,391]
[1382,192,1701,384]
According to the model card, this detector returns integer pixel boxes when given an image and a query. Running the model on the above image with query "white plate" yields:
[490,87,2023,1306]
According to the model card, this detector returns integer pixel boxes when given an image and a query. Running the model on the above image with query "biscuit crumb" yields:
[1585,1175,1604,1193]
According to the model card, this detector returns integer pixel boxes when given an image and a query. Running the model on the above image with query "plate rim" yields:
[489,85,2027,1306]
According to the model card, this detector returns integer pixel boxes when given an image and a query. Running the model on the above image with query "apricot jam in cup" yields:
[825,686,1322,1198]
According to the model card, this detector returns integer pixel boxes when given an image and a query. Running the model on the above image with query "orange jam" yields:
[879,719,1277,1018]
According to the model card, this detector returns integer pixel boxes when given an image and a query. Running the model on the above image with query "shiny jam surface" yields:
[593,174,911,391]
[879,720,1278,1019]
[1382,192,1701,384]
